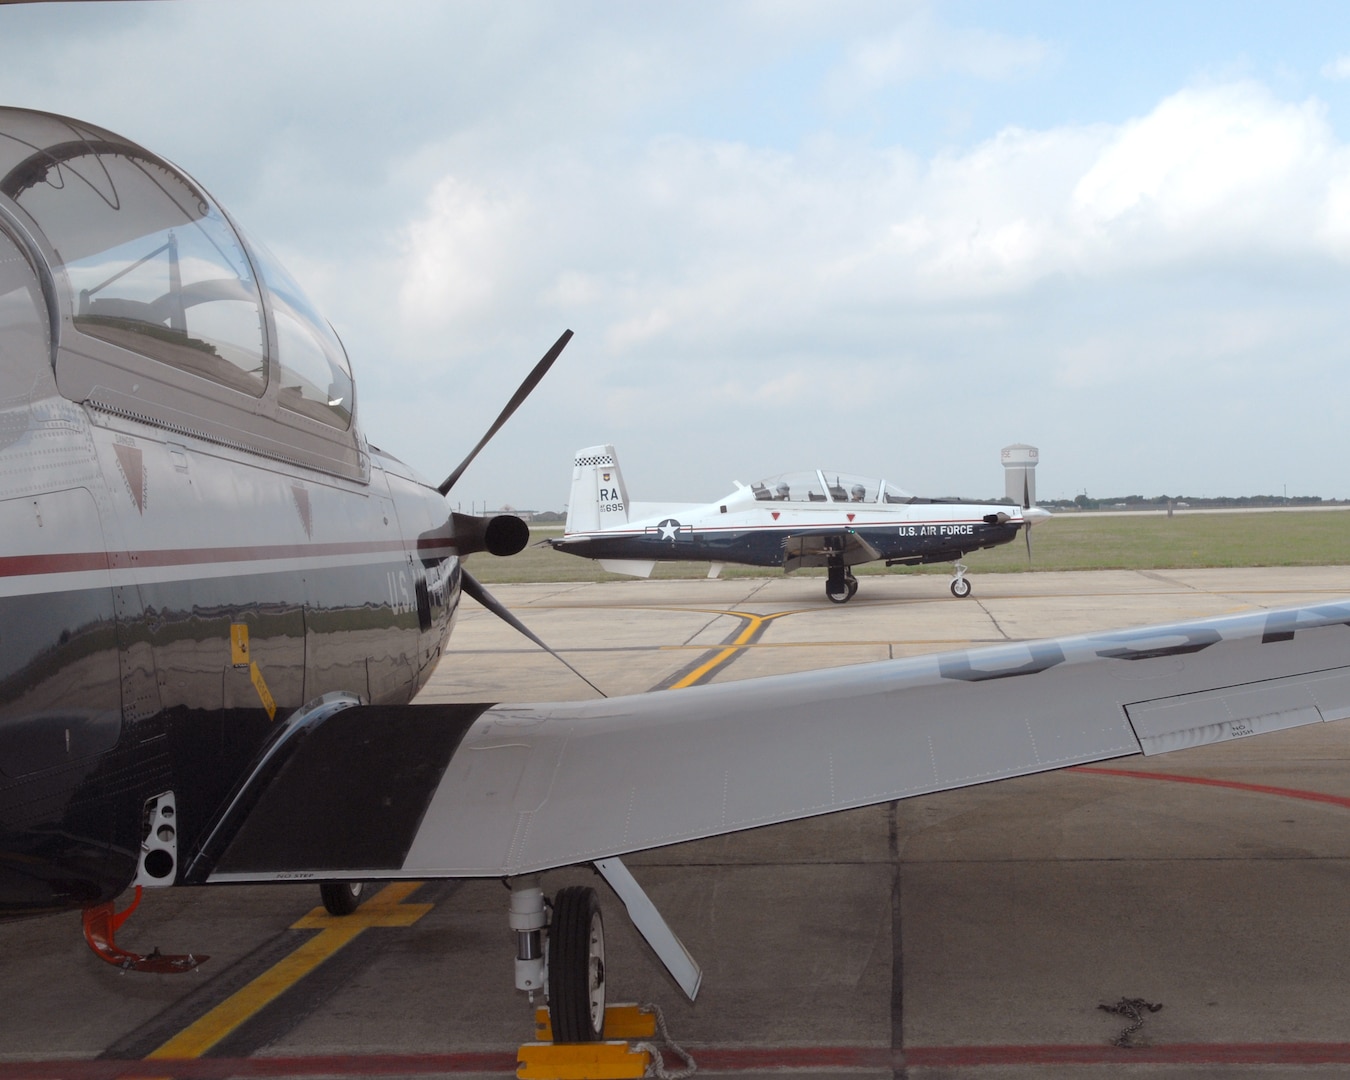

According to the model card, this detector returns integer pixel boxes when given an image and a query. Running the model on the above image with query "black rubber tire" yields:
[826,582,851,603]
[950,578,972,598]
[320,881,365,916]
[548,886,606,1042]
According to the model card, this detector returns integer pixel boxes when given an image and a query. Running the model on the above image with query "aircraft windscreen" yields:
[750,471,913,504]
[243,236,353,430]
[0,226,50,399]
[0,110,267,396]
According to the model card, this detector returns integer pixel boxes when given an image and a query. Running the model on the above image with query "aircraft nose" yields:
[1023,506,1053,525]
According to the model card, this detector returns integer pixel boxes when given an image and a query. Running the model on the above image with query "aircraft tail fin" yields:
[565,445,631,534]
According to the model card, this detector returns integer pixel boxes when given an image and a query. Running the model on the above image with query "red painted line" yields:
[1072,766,1350,810]
[0,539,456,579]
[13,1044,1350,1077]
[0,551,113,577]
[908,1043,1350,1066]
[7,1047,1350,1080]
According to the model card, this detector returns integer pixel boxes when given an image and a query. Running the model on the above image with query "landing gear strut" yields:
[950,563,972,598]
[511,878,608,1043]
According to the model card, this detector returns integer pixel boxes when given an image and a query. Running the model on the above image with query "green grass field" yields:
[464,510,1350,584]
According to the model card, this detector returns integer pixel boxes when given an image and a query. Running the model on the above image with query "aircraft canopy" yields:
[0,107,353,431]
[748,470,913,504]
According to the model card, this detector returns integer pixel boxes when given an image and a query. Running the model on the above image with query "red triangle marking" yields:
[771,511,780,520]
[847,513,856,522]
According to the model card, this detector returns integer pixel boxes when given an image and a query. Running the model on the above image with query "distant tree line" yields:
[1042,494,1328,511]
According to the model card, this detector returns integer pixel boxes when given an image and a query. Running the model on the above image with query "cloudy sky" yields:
[4,1,1350,509]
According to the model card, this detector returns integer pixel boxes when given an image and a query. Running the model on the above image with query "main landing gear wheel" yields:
[320,881,365,915]
[826,567,858,604]
[950,577,972,598]
[548,885,606,1042]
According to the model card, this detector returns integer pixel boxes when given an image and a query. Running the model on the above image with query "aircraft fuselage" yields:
[0,107,459,917]
[0,391,458,916]
[556,501,1021,569]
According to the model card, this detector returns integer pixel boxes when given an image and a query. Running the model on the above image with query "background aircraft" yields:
[548,444,1050,602]
[4,106,1350,1046]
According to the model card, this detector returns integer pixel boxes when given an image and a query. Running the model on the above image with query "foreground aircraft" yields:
[548,444,1050,602]
[5,107,1350,1044]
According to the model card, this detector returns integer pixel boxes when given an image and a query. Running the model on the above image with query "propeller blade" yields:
[437,329,574,497]
[1022,472,1033,561]
[460,568,607,697]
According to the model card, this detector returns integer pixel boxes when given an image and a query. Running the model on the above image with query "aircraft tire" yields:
[548,886,606,1043]
[320,881,365,916]
[826,581,852,604]
[950,578,972,599]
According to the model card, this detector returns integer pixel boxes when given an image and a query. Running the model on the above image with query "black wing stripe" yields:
[211,703,491,876]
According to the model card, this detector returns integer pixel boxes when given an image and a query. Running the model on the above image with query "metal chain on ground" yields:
[1097,997,1163,1048]
[634,1002,697,1080]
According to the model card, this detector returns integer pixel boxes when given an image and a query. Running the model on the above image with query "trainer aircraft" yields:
[548,444,1050,602]
[4,107,1350,1044]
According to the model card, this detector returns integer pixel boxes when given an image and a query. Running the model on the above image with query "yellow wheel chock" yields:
[517,1004,659,1079]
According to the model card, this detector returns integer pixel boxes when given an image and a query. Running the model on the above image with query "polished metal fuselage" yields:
[0,358,458,915]
[0,109,458,915]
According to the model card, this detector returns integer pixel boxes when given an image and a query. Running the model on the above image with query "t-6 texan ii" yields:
[548,444,1051,602]
[4,106,1350,1044]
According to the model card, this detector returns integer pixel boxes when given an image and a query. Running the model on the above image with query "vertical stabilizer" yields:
[565,445,631,534]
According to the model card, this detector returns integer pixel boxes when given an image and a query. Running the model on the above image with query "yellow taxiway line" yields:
[148,881,431,1060]
[667,609,800,688]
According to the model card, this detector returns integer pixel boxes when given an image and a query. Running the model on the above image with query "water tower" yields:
[1001,444,1039,506]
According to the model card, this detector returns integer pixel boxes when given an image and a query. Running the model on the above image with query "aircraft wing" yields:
[781,528,882,571]
[197,600,1350,884]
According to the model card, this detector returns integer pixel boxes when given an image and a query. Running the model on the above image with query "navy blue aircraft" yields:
[549,444,1050,602]
[5,107,1349,1044]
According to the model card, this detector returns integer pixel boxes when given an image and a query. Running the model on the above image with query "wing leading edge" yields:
[203,601,1350,884]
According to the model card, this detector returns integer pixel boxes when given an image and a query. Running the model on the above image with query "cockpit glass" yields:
[4,138,267,395]
[750,471,913,504]
[245,237,353,430]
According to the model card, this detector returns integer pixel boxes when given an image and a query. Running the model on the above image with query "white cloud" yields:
[398,176,527,328]
[827,8,1050,102]
[1071,83,1333,251]
[1322,54,1350,81]
[397,79,1350,357]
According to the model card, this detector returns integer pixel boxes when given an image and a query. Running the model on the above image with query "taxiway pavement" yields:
[5,566,1350,1079]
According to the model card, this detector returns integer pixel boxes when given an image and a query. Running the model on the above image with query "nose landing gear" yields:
[950,563,972,598]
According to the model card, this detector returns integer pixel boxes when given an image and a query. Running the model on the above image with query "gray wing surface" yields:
[205,601,1350,883]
